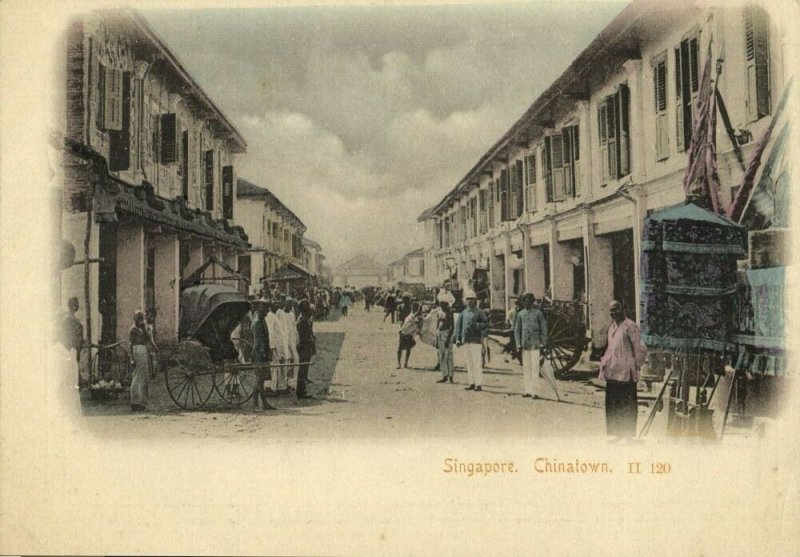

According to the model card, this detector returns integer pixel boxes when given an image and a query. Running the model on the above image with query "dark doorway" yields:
[542,244,551,296]
[571,240,586,302]
[610,229,636,320]
[181,130,189,199]
[145,241,156,314]
[98,223,117,345]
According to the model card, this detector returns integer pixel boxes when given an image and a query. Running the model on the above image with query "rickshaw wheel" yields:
[164,340,215,410]
[215,338,258,405]
[545,309,583,377]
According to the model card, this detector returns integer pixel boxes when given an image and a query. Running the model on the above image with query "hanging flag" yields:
[683,40,721,213]
[727,78,794,225]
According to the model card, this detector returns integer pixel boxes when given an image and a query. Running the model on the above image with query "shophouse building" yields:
[235,178,310,294]
[420,0,792,351]
[60,10,250,350]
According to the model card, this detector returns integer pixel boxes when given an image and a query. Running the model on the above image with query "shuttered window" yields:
[479,189,488,234]
[204,150,214,211]
[524,154,536,212]
[653,55,669,160]
[562,125,579,197]
[542,142,553,202]
[108,72,131,171]
[181,130,189,199]
[160,113,178,164]
[514,160,524,218]
[675,34,699,152]
[500,169,510,222]
[598,101,609,182]
[222,165,234,219]
[470,196,478,237]
[597,85,631,183]
[744,5,771,122]
[488,182,496,229]
[547,134,566,201]
[97,65,124,131]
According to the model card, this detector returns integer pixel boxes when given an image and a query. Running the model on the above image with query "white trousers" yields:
[524,349,561,400]
[521,348,540,396]
[463,343,484,387]
[286,344,299,386]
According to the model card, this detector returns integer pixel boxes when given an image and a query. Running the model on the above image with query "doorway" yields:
[610,229,636,320]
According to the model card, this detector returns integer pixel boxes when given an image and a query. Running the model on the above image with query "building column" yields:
[630,185,648,323]
[186,237,205,278]
[153,232,180,344]
[584,212,614,349]
[116,222,145,348]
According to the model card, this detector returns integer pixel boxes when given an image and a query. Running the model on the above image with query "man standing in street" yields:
[250,299,273,410]
[266,299,288,394]
[453,289,488,391]
[599,300,647,440]
[295,299,316,399]
[280,296,299,392]
[432,293,455,384]
[515,293,560,401]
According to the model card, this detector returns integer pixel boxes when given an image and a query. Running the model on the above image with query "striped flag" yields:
[683,41,721,213]
[727,78,794,226]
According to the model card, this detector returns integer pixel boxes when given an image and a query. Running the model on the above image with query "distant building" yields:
[236,178,311,295]
[302,237,325,277]
[388,248,425,286]
[332,254,387,289]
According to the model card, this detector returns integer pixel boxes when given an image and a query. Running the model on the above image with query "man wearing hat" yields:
[599,300,646,439]
[279,296,299,392]
[515,293,560,401]
[453,288,488,391]
[250,298,273,410]
[432,290,456,383]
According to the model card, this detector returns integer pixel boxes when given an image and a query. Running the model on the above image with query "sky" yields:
[142,2,626,268]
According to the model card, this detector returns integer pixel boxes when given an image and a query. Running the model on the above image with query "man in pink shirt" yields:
[599,300,647,440]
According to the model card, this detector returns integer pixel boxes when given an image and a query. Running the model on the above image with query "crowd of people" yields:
[373,285,646,441]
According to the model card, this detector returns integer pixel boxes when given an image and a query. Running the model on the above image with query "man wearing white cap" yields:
[279,296,299,391]
[266,299,288,393]
[453,288,488,391]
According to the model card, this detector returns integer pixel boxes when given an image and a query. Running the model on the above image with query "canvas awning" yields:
[269,261,313,282]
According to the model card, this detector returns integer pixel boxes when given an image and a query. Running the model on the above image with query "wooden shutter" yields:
[204,150,214,210]
[618,84,631,177]
[675,45,686,152]
[160,113,178,163]
[543,141,553,202]
[181,130,189,199]
[550,133,565,201]
[606,95,618,180]
[571,125,580,196]
[508,165,517,218]
[501,169,510,221]
[222,165,234,219]
[598,101,609,182]
[515,160,524,217]
[654,58,669,160]
[103,66,123,131]
[745,6,771,121]
[562,128,573,197]
[108,72,131,171]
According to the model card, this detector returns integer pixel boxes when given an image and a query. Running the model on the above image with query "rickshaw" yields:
[163,284,269,410]
[486,297,588,377]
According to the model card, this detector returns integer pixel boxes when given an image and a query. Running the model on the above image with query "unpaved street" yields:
[84,303,618,439]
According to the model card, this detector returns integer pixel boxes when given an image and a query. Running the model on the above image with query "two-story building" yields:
[235,178,310,295]
[302,238,325,278]
[421,0,793,352]
[388,248,426,287]
[60,10,249,350]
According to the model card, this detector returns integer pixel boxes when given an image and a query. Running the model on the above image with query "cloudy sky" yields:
[142,2,625,268]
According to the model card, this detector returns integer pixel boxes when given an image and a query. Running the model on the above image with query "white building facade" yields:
[421,0,794,351]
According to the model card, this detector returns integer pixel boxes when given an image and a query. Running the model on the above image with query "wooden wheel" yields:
[164,340,216,410]
[214,336,259,405]
[544,309,584,377]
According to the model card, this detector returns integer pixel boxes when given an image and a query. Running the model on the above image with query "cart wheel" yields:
[164,340,215,410]
[545,309,583,377]
[214,367,258,405]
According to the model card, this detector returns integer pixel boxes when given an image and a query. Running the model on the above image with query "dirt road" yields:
[83,304,614,439]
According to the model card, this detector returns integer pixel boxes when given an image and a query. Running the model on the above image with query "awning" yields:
[65,136,250,249]
[269,261,313,282]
